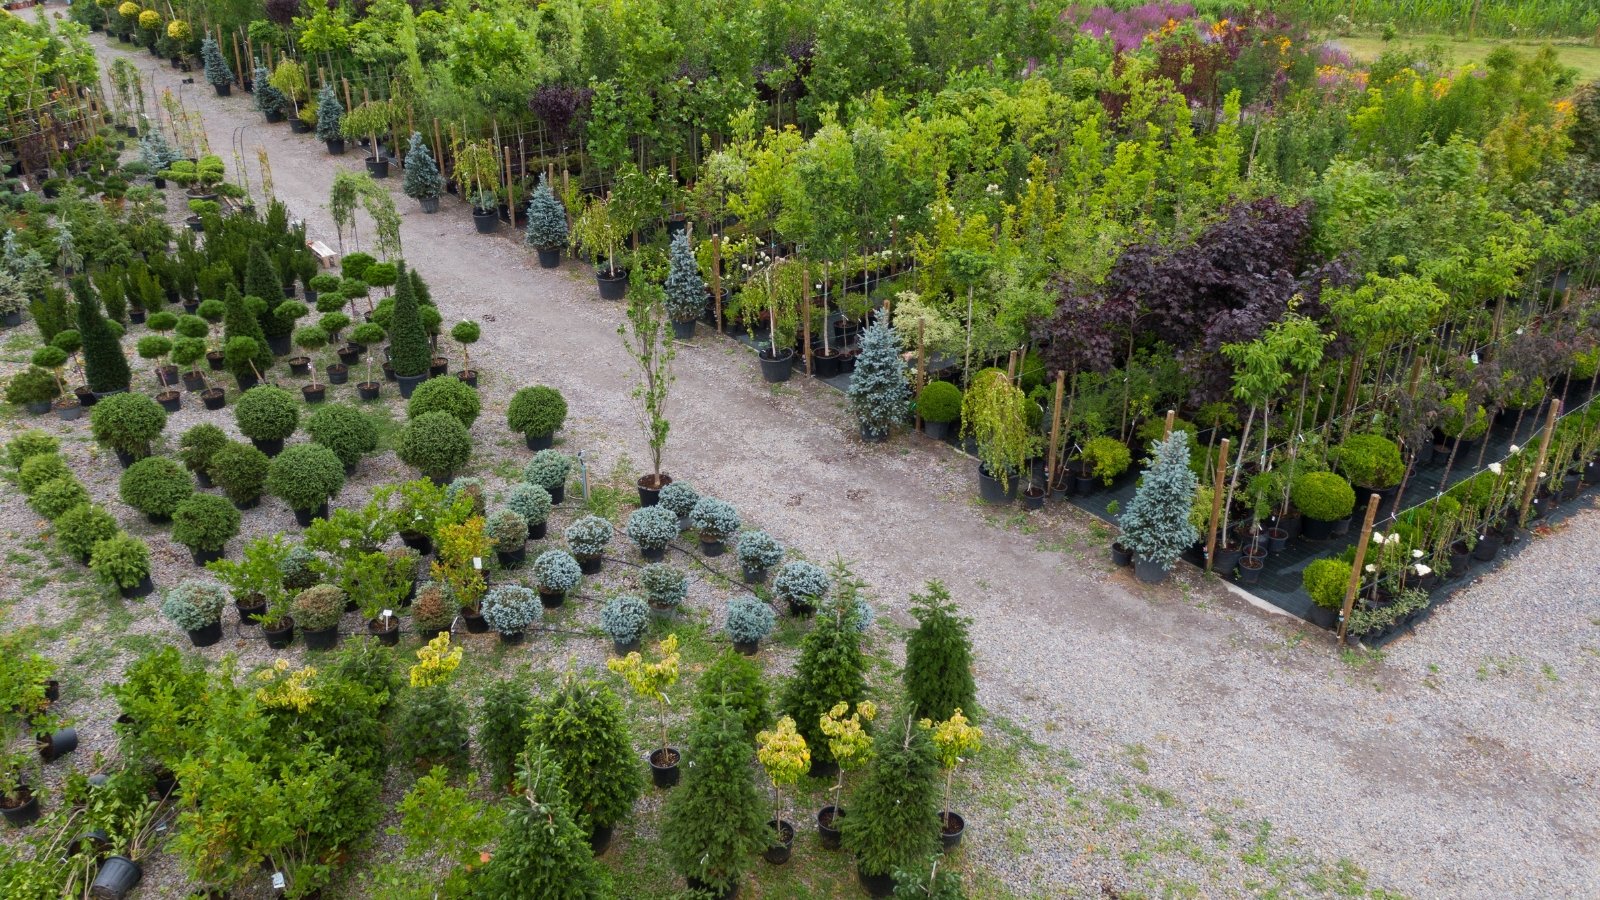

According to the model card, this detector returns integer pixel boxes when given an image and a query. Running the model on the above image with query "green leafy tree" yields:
[841,717,941,879]
[902,581,975,722]
[780,591,867,763]
[619,280,675,488]
[479,745,607,900]
[525,676,642,835]
[389,261,429,378]
[245,246,289,338]
[661,699,769,894]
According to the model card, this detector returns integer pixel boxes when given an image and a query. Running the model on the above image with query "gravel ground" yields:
[1,28,1596,899]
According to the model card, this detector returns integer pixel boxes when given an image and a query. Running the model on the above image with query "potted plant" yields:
[234,385,299,456]
[5,366,59,415]
[725,597,776,656]
[205,442,269,510]
[161,579,228,646]
[962,369,1030,502]
[600,595,650,655]
[90,533,154,598]
[487,508,530,567]
[55,503,121,565]
[524,174,568,267]
[199,36,231,94]
[523,449,571,504]
[660,698,769,897]
[736,530,784,584]
[507,385,567,450]
[841,718,943,897]
[663,232,707,340]
[738,256,800,383]
[291,584,345,650]
[266,443,345,526]
[1079,435,1132,491]
[1301,557,1351,630]
[532,549,581,608]
[1291,471,1356,541]
[640,562,687,617]
[689,497,740,556]
[505,483,553,541]
[1333,433,1404,504]
[848,317,913,442]
[571,193,626,298]
[268,57,309,130]
[388,263,430,397]
[341,98,394,176]
[89,392,168,466]
[350,322,385,397]
[119,455,194,523]
[1116,433,1199,584]
[315,85,345,153]
[395,132,443,213]
[564,514,613,574]
[607,634,682,788]
[399,411,473,483]
[816,700,877,850]
[450,320,480,386]
[924,710,981,851]
[291,325,329,402]
[916,381,961,441]
[756,715,809,866]
[626,506,678,561]
[304,403,378,474]
[171,493,241,565]
[481,584,541,644]
[773,560,830,616]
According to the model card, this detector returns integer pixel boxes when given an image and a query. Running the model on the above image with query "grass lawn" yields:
[1336,34,1600,81]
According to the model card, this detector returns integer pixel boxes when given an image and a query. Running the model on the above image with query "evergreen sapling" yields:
[661,699,769,894]
[848,315,912,440]
[74,279,130,393]
[662,232,706,323]
[841,716,942,880]
[523,174,568,250]
[402,133,443,203]
[251,58,287,116]
[314,85,344,143]
[201,37,231,88]
[388,262,430,378]
[1117,432,1199,572]
[780,592,867,763]
[525,676,643,835]
[902,581,975,722]
[479,744,607,899]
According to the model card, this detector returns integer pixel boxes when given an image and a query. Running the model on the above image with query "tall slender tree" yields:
[389,262,430,378]
[661,699,769,894]
[74,277,129,392]
[902,581,975,722]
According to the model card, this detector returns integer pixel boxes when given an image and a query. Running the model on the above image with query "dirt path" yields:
[79,34,1600,899]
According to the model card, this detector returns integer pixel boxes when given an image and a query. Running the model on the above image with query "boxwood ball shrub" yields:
[266,443,346,512]
[305,404,379,470]
[600,595,650,644]
[626,506,678,552]
[735,530,784,572]
[18,453,70,493]
[915,380,962,424]
[505,482,553,527]
[486,508,529,551]
[119,455,195,519]
[177,423,229,475]
[407,376,481,427]
[1335,433,1404,490]
[639,562,688,610]
[171,493,241,552]
[234,385,300,442]
[657,481,698,520]
[481,584,541,635]
[724,597,776,644]
[400,411,473,478]
[1291,471,1356,522]
[90,391,168,457]
[773,561,830,610]
[689,497,741,542]
[56,504,121,562]
[7,429,59,469]
[532,549,582,594]
[565,515,614,558]
[1302,558,1352,611]
[161,579,229,631]
[292,584,346,631]
[506,385,567,438]
[207,441,270,505]
[31,477,89,520]
[522,449,571,493]
[90,533,151,590]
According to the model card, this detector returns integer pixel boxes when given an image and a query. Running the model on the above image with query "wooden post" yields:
[914,320,927,430]
[711,232,723,332]
[1046,370,1066,490]
[802,264,813,376]
[1518,399,1562,527]
[504,145,515,221]
[1204,439,1230,573]
[1006,349,1019,385]
[431,117,444,185]
[231,30,245,86]
[1337,493,1383,644]
[1163,409,1176,439]
[341,78,353,121]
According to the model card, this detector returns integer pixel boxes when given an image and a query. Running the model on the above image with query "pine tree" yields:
[662,232,705,323]
[221,284,272,374]
[314,84,343,143]
[1117,432,1198,570]
[409,268,432,307]
[252,58,286,115]
[848,316,911,440]
[780,593,867,764]
[696,649,770,742]
[523,174,568,249]
[74,277,129,393]
[201,37,230,88]
[244,245,288,338]
[525,677,642,835]
[389,262,430,377]
[661,699,769,894]
[479,745,606,900]
[841,717,941,879]
[902,581,975,722]
[402,132,443,202]
[478,678,532,791]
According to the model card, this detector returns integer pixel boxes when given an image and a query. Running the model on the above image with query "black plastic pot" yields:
[590,823,614,855]
[549,482,565,505]
[429,357,449,377]
[365,157,389,178]
[537,246,562,268]
[612,638,640,656]
[939,811,966,851]
[497,546,526,568]
[181,371,206,392]
[671,319,697,341]
[357,381,381,401]
[812,349,844,378]
[201,388,226,410]
[578,555,602,575]
[37,728,77,762]
[458,607,488,633]
[1301,516,1336,541]
[458,370,478,387]
[758,347,793,383]
[263,620,295,649]
[119,575,155,599]
[734,639,759,656]
[976,465,1019,504]
[650,747,680,789]
[637,473,669,507]
[529,522,547,540]
[337,346,362,365]
[637,545,665,562]
[524,431,555,451]
[368,618,399,646]
[742,565,766,585]
[191,546,223,566]
[472,208,499,234]
[400,532,433,555]
[420,196,439,213]
[289,118,311,134]
[498,630,525,645]
[293,503,330,527]
[1236,556,1264,585]
[1306,603,1338,630]
[251,437,284,457]
[327,365,348,385]
[539,590,565,609]
[1266,526,1290,552]
[596,269,629,300]
[302,627,339,651]
[817,805,844,850]
[1110,542,1134,566]
[1472,532,1504,562]
[1133,556,1169,584]
[157,391,182,413]
[325,138,345,155]
[1,791,39,827]
[763,820,795,864]
[187,620,223,647]
[396,372,425,398]
[90,855,142,898]
[700,538,726,557]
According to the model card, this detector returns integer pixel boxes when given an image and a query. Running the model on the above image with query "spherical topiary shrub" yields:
[522,449,571,494]
[486,507,529,552]
[626,506,678,553]
[689,497,741,542]
[481,584,541,635]
[916,381,962,424]
[600,595,649,645]
[640,562,687,610]
[171,493,241,553]
[505,482,552,527]
[207,441,270,506]
[90,533,151,591]
[89,391,168,458]
[266,443,346,512]
[1302,558,1352,611]
[177,423,229,476]
[773,561,830,613]
[31,476,89,520]
[292,584,346,631]
[412,581,457,636]
[407,376,481,427]
[735,530,784,574]
[1291,471,1356,522]
[725,597,776,645]
[18,453,70,493]
[55,504,120,562]
[657,481,698,520]
[445,476,486,516]
[234,385,300,442]
[162,580,228,631]
[565,515,614,558]
[7,430,60,469]
[506,385,567,438]
[398,411,473,479]
[532,549,581,594]
[1334,433,1404,490]
[305,403,379,470]
[119,456,195,520]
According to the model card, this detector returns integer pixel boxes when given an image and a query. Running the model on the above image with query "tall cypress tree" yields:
[841,717,942,880]
[780,593,867,763]
[479,745,605,900]
[661,700,769,894]
[74,277,129,392]
[525,677,642,835]
[222,284,272,373]
[388,261,430,377]
[244,246,289,338]
[902,581,975,722]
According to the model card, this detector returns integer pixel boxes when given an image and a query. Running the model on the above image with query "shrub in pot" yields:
[523,449,572,502]
[171,493,241,561]
[90,391,168,461]
[658,481,698,522]
[119,455,194,520]
[783,593,868,768]
[408,376,481,428]
[601,595,650,652]
[736,530,784,582]
[55,504,120,563]
[161,579,228,645]
[206,441,270,507]
[30,476,89,520]
[314,84,344,149]
[662,232,706,329]
[565,515,613,570]
[305,403,379,470]
[840,718,942,894]
[292,584,345,645]
[915,381,961,438]
[903,581,976,721]
[446,476,488,518]
[1080,435,1131,486]
[525,676,643,843]
[725,597,776,653]
[505,482,553,535]
[847,318,912,441]
[961,368,1030,496]
[234,385,299,451]
[400,411,473,480]
[487,507,529,563]
[773,560,831,615]
[506,385,567,448]
[660,698,770,893]
[1290,471,1355,538]
[90,533,152,595]
[411,581,457,637]
[281,545,322,592]
[266,443,345,519]
[688,497,740,554]
[640,563,687,612]
[1441,392,1489,442]
[1116,433,1198,584]
[177,423,228,485]
[1302,557,1352,626]
[626,506,678,559]
[523,174,568,263]
[532,549,581,602]
[6,366,59,410]
[401,132,443,211]
[387,261,431,393]
[478,745,607,894]
[481,584,541,640]
[18,453,70,493]
[1334,433,1404,491]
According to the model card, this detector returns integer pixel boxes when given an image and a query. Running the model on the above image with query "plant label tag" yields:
[382,609,393,620]
[473,557,482,570]
[271,872,286,890]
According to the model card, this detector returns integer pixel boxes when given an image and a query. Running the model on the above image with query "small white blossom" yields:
[1414,564,1432,576]
[1488,462,1503,475]
[1509,444,1521,454]
[1412,549,1424,559]
[1364,564,1376,573]
[1370,531,1385,544]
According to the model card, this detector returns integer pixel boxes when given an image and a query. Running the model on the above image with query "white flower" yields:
[1370,531,1385,544]
[1412,549,1424,559]
[1488,462,1502,475]
[1414,565,1432,576]
[896,214,904,221]
[1539,471,1548,479]
[1509,444,1520,454]
[1364,564,1376,573]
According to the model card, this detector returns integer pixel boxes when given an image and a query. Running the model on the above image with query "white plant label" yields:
[271,872,286,890]
[382,609,393,620]
[472,557,482,570]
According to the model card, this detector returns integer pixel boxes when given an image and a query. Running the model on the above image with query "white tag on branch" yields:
[473,557,482,570]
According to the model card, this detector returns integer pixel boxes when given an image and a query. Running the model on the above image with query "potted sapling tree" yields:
[234,384,298,457]
[736,530,784,584]
[351,322,386,399]
[739,255,800,383]
[626,506,678,561]
[532,548,581,609]
[292,324,330,402]
[757,717,809,865]
[725,596,776,656]
[962,368,1030,503]
[481,584,540,645]
[841,717,942,897]
[565,515,614,574]
[1116,432,1199,584]
[399,412,473,483]
[314,85,344,154]
[453,138,501,233]
[689,497,740,557]
[451,320,480,386]
[161,579,228,647]
[342,98,395,177]
[924,709,981,850]
[601,595,650,655]
[572,193,627,298]
[658,481,698,526]
[817,700,877,850]
[608,634,682,788]
[621,282,675,503]
[663,231,706,340]
[402,132,443,212]
[268,57,310,132]
[524,174,568,268]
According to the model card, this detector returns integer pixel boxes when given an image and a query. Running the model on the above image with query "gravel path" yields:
[4,30,1597,899]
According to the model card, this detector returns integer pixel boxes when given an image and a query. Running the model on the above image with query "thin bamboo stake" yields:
[1337,493,1383,644]
[1204,439,1230,573]
[914,321,927,431]
[1046,371,1066,489]
[711,232,723,332]
[1518,400,1562,527]
[802,265,813,376]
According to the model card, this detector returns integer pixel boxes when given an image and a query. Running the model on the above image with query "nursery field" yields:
[1336,34,1600,80]
[3,2,1600,899]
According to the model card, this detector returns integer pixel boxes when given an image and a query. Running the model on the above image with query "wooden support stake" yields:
[711,232,723,332]
[802,265,813,376]
[1518,399,1562,527]
[1337,493,1383,644]
[1006,349,1019,385]
[504,145,515,220]
[1046,370,1066,489]
[231,31,245,85]
[914,321,927,430]
[1163,409,1176,439]
[1204,439,1230,573]
[431,117,444,184]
